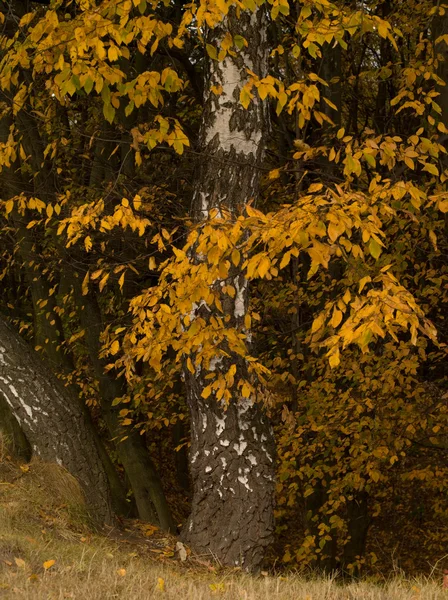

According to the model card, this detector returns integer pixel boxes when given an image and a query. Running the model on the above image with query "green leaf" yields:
[369,238,382,259]
[103,102,115,124]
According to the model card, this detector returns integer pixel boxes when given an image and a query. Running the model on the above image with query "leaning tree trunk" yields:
[0,316,112,525]
[181,7,276,571]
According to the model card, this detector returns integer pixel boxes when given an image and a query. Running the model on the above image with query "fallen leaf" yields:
[43,559,56,570]
[25,537,37,544]
[176,541,187,562]
[14,558,26,568]
[156,577,165,592]
[117,568,126,577]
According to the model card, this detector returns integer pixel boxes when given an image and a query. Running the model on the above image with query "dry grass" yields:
[0,448,447,599]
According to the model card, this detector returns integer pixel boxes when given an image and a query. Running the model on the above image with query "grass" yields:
[0,448,447,599]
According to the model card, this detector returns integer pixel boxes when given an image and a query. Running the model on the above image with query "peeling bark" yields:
[0,316,112,525]
[181,7,275,571]
[182,393,275,569]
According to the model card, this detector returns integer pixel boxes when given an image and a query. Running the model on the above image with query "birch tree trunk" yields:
[181,7,275,571]
[0,317,112,525]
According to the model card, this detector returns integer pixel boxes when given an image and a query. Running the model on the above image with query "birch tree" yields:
[0,317,112,525]
[179,7,275,570]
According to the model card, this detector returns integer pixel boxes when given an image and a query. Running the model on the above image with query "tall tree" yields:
[180,7,275,570]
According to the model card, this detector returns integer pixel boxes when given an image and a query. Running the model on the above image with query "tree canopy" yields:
[0,0,447,574]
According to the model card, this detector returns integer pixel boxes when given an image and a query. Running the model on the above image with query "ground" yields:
[0,448,446,599]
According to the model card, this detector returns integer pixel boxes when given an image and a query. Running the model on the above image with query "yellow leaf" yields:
[429,230,437,250]
[91,269,103,280]
[110,340,120,355]
[311,313,325,333]
[279,252,291,270]
[258,256,270,278]
[328,349,340,368]
[206,44,217,60]
[269,168,280,180]
[118,272,125,290]
[358,275,372,294]
[99,272,110,292]
[43,560,56,570]
[231,249,240,266]
[328,221,344,242]
[438,199,448,212]
[330,308,342,328]
[423,163,439,176]
[156,577,165,591]
[81,271,89,296]
[242,383,251,398]
[133,195,142,210]
[202,386,212,399]
[5,199,14,215]
[19,12,35,27]
[240,86,252,109]
[370,470,380,483]
[46,204,53,218]
[117,568,126,577]
[211,85,223,96]
[404,157,414,170]
[108,46,119,62]
[377,21,389,39]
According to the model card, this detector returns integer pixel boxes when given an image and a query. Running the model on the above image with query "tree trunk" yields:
[0,392,31,462]
[342,492,370,576]
[0,316,112,525]
[0,97,129,518]
[433,0,448,153]
[181,7,275,571]
[320,42,342,128]
[72,278,176,532]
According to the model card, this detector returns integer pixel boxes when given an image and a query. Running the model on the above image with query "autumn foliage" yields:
[0,0,447,576]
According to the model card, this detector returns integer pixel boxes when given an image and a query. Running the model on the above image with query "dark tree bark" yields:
[0,392,31,462]
[374,0,392,133]
[72,279,176,532]
[0,316,112,525]
[180,7,276,571]
[320,42,342,128]
[342,492,370,576]
[433,0,448,158]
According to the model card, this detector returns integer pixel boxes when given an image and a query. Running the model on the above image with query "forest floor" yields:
[0,453,447,600]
